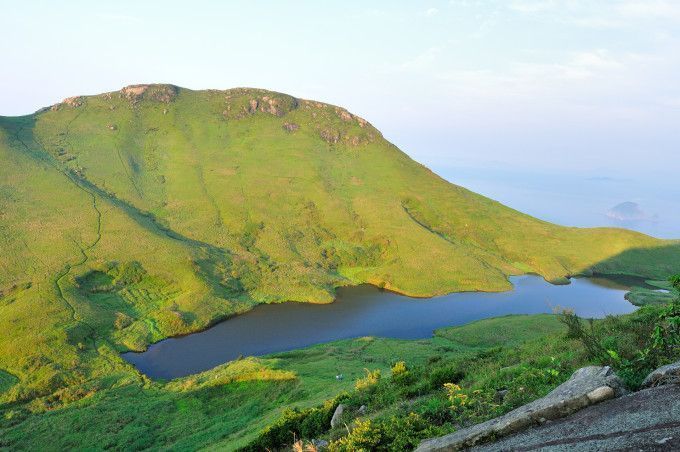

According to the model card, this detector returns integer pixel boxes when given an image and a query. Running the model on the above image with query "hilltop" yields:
[0,85,679,445]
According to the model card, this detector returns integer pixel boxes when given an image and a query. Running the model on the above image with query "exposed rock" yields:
[336,108,353,122]
[232,92,299,118]
[282,122,299,132]
[642,360,680,388]
[121,84,177,103]
[61,96,83,108]
[320,128,340,144]
[107,124,118,131]
[586,385,615,403]
[416,366,626,451]
[311,439,329,449]
[473,384,680,451]
[122,85,148,98]
[330,403,345,428]
[348,136,360,146]
[358,405,367,414]
[494,389,508,404]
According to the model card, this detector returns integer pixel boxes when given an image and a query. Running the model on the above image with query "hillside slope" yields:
[0,84,678,402]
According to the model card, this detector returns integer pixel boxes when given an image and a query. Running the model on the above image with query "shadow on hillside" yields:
[587,242,680,281]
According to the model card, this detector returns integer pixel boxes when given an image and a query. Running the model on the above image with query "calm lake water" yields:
[124,275,638,379]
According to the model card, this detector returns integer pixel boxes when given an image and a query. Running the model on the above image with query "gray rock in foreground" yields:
[416,366,626,451]
[473,384,680,451]
[330,403,345,429]
[642,360,680,388]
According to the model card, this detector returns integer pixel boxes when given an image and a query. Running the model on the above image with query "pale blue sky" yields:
[2,0,679,174]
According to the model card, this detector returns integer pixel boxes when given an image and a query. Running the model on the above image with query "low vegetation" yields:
[240,276,680,451]
[1,278,677,450]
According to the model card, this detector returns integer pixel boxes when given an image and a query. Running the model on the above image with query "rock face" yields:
[416,366,626,451]
[330,403,345,429]
[473,384,680,451]
[642,360,680,388]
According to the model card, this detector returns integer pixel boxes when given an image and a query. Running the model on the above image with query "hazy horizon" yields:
[2,1,679,207]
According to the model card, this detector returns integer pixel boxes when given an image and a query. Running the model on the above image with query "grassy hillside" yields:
[0,84,678,447]
[2,296,676,451]
[0,315,585,449]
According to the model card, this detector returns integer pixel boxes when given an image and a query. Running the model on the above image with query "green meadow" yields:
[1,84,679,449]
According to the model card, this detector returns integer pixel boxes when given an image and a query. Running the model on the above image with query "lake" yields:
[123,275,639,379]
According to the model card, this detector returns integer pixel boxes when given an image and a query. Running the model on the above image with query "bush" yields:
[559,279,680,388]
[240,396,345,451]
[355,369,381,391]
[328,413,438,452]
[444,383,468,412]
[428,364,465,389]
[391,361,407,377]
[390,361,416,387]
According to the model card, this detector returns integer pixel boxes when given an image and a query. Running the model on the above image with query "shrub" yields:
[328,413,437,452]
[428,364,465,389]
[559,283,680,388]
[355,369,381,391]
[391,361,407,377]
[240,396,345,451]
[329,419,381,451]
[443,383,468,412]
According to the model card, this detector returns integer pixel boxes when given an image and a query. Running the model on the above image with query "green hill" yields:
[0,84,678,408]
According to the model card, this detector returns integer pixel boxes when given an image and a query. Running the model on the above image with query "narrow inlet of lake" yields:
[123,275,638,379]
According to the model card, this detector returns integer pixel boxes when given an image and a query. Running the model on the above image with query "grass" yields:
[0,314,567,450]
[0,84,679,448]
[244,295,679,451]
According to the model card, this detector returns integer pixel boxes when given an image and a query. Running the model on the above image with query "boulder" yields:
[283,122,299,132]
[311,438,329,449]
[494,389,508,404]
[416,366,626,451]
[330,403,345,429]
[642,360,680,388]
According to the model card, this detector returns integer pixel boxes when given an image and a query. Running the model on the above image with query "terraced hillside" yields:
[0,84,678,409]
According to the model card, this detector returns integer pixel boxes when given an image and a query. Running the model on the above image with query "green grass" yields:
[2,299,677,450]
[0,84,679,448]
[0,371,18,395]
[243,299,678,451]
[0,315,565,450]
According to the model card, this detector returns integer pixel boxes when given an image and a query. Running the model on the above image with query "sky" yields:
[1,0,679,176]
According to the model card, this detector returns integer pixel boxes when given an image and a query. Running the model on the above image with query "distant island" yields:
[606,201,650,221]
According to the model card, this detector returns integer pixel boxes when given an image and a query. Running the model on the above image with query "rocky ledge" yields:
[417,362,680,451]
